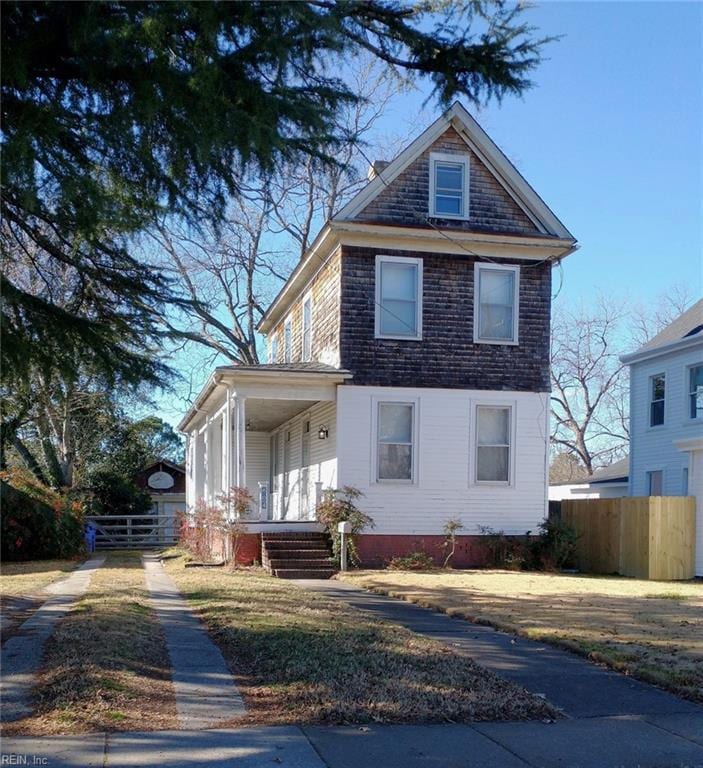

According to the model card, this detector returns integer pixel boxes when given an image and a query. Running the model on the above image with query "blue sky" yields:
[152,1,703,428]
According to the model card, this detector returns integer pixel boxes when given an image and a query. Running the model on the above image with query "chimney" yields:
[367,160,389,181]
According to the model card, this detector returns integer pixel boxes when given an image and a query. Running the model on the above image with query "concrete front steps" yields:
[262,532,336,579]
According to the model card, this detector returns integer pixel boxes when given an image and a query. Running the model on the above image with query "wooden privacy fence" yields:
[85,514,180,550]
[561,497,696,581]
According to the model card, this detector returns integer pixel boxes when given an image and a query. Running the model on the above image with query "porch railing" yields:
[85,514,180,550]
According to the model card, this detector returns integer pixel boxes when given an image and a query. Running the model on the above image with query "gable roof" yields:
[334,101,575,240]
[622,299,703,364]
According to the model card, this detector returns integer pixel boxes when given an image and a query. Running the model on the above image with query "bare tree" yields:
[148,58,414,368]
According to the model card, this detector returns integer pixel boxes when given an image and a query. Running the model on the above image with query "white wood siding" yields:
[629,344,703,497]
[336,385,549,535]
[689,448,703,576]
[245,432,270,510]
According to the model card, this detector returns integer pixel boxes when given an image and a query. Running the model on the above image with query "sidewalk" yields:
[0,556,105,722]
[2,716,702,768]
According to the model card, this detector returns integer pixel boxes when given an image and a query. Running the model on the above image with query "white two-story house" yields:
[179,102,578,574]
[621,299,703,576]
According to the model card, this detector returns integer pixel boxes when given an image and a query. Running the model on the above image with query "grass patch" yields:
[2,551,177,736]
[0,558,83,597]
[339,569,703,703]
[163,550,555,725]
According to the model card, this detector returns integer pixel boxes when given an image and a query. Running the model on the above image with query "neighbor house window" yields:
[689,365,703,419]
[474,264,519,344]
[429,152,469,219]
[302,295,312,362]
[682,467,689,496]
[647,470,663,496]
[377,402,414,481]
[475,405,512,483]
[269,336,279,364]
[649,373,665,427]
[284,318,292,363]
[375,255,423,340]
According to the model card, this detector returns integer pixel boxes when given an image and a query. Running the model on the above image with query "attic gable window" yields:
[429,152,469,219]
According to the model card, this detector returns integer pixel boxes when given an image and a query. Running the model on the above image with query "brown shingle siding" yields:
[356,127,538,235]
[339,245,551,391]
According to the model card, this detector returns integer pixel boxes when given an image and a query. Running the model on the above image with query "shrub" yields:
[535,517,579,570]
[315,486,374,566]
[477,525,530,569]
[442,517,465,568]
[388,551,436,571]
[1,471,84,560]
[85,468,152,517]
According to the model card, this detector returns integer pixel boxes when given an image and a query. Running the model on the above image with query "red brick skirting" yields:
[199,531,262,566]
[354,534,492,568]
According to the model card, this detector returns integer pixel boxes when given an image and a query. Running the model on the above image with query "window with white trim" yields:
[269,335,279,364]
[689,364,703,419]
[429,152,469,219]
[649,373,665,427]
[377,402,414,481]
[647,470,663,496]
[475,405,511,483]
[474,264,519,344]
[284,318,292,363]
[375,255,422,340]
[302,295,312,362]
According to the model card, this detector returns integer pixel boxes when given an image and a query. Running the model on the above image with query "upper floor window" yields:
[269,335,279,364]
[375,255,423,340]
[302,294,312,362]
[689,364,703,419]
[649,373,665,427]
[475,405,512,484]
[429,152,469,219]
[377,401,415,482]
[284,318,292,363]
[474,264,519,345]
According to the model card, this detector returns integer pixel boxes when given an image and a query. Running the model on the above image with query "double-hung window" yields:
[302,295,312,362]
[375,255,422,340]
[429,152,469,219]
[647,470,663,496]
[649,373,665,427]
[475,405,512,483]
[269,335,279,364]
[377,402,415,482]
[689,364,703,419]
[474,264,519,344]
[284,318,292,363]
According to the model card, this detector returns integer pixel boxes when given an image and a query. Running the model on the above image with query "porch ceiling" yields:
[245,398,318,433]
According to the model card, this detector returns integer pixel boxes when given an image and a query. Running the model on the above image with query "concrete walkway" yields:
[142,554,246,728]
[0,556,105,722]
[298,579,702,719]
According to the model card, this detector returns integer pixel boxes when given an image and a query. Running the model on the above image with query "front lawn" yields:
[0,558,83,597]
[163,551,555,724]
[2,551,177,736]
[338,569,703,702]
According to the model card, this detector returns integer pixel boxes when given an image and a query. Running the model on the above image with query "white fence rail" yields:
[85,514,180,550]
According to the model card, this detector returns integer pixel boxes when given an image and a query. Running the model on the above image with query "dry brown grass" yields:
[0,558,83,597]
[339,569,703,702]
[163,551,556,725]
[2,551,177,736]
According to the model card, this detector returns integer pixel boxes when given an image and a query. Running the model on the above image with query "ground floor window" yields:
[475,405,512,483]
[377,402,414,481]
[647,469,663,496]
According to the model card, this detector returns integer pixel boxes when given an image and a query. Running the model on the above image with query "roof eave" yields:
[620,333,703,365]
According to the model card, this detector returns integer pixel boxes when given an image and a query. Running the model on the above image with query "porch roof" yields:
[178,363,352,432]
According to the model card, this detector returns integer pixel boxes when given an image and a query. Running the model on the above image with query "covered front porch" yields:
[181,364,351,528]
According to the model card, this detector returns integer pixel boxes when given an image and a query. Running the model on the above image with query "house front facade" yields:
[179,102,578,568]
[621,300,703,576]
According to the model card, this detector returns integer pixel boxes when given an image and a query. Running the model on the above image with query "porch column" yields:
[204,416,212,503]
[234,396,246,487]
[223,390,232,493]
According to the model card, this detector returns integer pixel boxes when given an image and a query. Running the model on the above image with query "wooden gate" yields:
[85,514,180,550]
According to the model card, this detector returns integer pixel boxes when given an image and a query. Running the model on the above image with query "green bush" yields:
[534,517,579,570]
[388,551,436,571]
[316,486,374,566]
[85,468,152,516]
[1,480,84,560]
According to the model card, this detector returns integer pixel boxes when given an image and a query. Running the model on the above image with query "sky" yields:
[152,1,703,429]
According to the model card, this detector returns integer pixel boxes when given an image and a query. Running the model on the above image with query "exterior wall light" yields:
[318,425,329,440]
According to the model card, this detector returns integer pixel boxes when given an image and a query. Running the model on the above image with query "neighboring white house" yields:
[549,457,629,501]
[179,103,578,569]
[621,299,703,576]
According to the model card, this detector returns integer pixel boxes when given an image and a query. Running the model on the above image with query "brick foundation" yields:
[196,530,262,566]
[355,534,492,568]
